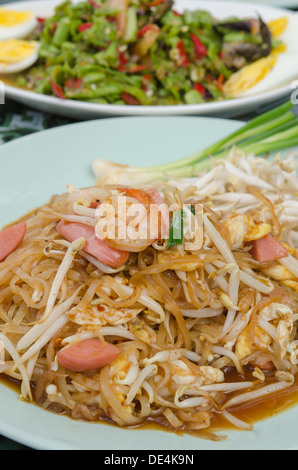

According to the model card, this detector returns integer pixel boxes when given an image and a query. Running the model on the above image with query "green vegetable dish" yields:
[20,0,277,105]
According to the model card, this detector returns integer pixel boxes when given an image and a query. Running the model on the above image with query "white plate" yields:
[214,0,298,9]
[0,0,296,119]
[0,115,298,450]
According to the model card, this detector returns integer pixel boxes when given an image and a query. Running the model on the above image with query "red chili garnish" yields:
[118,50,128,69]
[137,24,154,37]
[173,10,182,16]
[145,0,164,6]
[88,0,101,7]
[141,74,153,91]
[142,74,153,81]
[50,77,66,100]
[78,22,93,32]
[37,17,46,23]
[52,22,58,33]
[176,40,189,67]
[129,65,147,73]
[97,305,105,312]
[190,33,207,60]
[118,64,147,73]
[216,74,224,91]
[121,93,141,105]
[65,77,83,89]
[194,83,206,96]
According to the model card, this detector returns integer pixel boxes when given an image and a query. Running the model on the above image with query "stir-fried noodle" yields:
[0,149,298,439]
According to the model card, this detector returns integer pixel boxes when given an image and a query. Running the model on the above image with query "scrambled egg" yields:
[109,354,139,414]
[110,355,132,382]
[235,324,271,361]
[227,214,271,249]
[236,302,294,362]
[261,263,294,281]
[261,262,298,294]
[169,360,224,387]
[129,318,152,343]
[67,304,143,327]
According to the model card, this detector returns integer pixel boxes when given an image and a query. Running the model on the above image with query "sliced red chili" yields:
[141,74,153,90]
[216,74,224,91]
[118,50,127,67]
[194,83,206,96]
[118,64,147,73]
[145,0,164,6]
[121,93,141,106]
[190,33,207,60]
[78,22,93,32]
[50,77,66,100]
[176,40,189,67]
[137,24,154,37]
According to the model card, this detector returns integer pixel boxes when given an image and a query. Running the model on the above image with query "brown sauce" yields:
[2,367,298,439]
[0,74,28,90]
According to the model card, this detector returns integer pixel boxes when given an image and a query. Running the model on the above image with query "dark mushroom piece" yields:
[214,16,272,70]
[148,0,174,24]
[137,0,174,28]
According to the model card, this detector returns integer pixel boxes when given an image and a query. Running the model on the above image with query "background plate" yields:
[0,0,296,119]
[0,116,298,450]
[215,0,298,8]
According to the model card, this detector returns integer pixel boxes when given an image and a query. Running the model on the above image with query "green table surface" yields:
[0,0,296,451]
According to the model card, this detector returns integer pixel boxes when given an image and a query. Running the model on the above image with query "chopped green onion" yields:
[168,205,195,247]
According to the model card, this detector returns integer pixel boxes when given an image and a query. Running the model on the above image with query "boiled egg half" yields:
[0,7,38,40]
[0,38,39,74]
[223,14,298,98]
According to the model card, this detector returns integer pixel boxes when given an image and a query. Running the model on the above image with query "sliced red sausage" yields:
[57,220,129,269]
[250,234,288,263]
[57,338,121,372]
[0,221,26,262]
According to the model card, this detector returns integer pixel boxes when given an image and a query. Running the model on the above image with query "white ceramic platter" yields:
[0,0,297,119]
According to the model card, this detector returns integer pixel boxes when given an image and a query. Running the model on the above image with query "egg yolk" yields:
[0,39,36,64]
[0,8,33,27]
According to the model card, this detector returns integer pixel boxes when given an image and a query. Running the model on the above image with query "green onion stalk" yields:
[93,101,298,184]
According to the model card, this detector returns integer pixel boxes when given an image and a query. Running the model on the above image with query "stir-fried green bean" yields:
[20,0,276,105]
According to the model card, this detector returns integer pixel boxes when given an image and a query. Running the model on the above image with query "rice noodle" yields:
[0,150,297,440]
